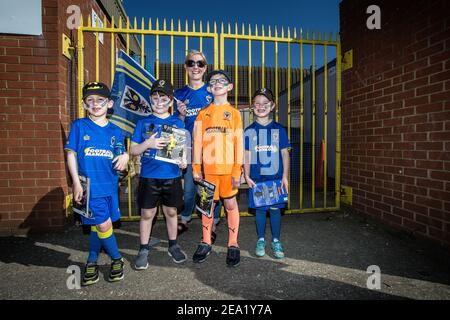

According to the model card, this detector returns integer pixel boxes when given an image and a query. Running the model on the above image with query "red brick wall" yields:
[0,0,123,234]
[0,0,64,234]
[340,0,450,246]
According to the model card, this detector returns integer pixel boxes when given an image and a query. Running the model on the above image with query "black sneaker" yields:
[168,244,187,264]
[82,262,99,286]
[226,246,240,267]
[108,258,124,282]
[192,242,212,263]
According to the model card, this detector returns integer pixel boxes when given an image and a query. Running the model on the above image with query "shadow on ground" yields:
[0,211,449,299]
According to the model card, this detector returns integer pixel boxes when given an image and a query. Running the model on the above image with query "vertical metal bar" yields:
[220,28,225,70]
[323,43,328,208]
[299,31,304,209]
[199,21,203,52]
[126,136,132,219]
[126,18,130,55]
[287,33,291,208]
[185,20,189,84]
[311,41,316,208]
[235,23,238,109]
[261,26,265,87]
[220,22,225,70]
[275,28,279,122]
[248,24,252,123]
[110,17,115,85]
[156,18,160,78]
[140,19,145,67]
[149,17,153,72]
[170,19,174,88]
[95,18,99,81]
[213,22,218,69]
[77,16,85,118]
[336,37,342,209]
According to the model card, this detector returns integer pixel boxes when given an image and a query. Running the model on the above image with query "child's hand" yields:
[146,133,168,149]
[177,101,187,116]
[232,176,241,189]
[113,153,129,171]
[193,172,203,182]
[178,158,187,169]
[73,182,83,204]
[281,175,289,193]
[244,175,256,188]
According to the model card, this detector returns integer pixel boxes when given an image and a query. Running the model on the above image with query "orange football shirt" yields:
[192,103,243,179]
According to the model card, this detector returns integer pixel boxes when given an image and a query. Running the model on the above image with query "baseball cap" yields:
[252,87,274,102]
[150,79,174,98]
[82,82,111,100]
[205,69,232,84]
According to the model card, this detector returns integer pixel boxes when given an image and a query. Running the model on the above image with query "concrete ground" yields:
[1,211,449,300]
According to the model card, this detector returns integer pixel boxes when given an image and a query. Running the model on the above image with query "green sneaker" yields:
[108,258,124,282]
[82,262,99,286]
[271,241,285,259]
[255,239,266,257]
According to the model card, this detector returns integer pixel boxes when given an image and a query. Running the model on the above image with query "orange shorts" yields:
[204,174,239,201]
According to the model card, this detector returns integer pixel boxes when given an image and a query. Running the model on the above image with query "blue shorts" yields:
[81,193,121,226]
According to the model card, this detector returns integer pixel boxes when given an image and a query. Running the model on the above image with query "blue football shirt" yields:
[131,114,184,179]
[65,118,124,198]
[174,83,213,136]
[244,121,290,182]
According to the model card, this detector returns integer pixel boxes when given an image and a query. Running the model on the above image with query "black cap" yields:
[82,82,111,99]
[150,79,174,98]
[252,87,274,102]
[205,69,232,84]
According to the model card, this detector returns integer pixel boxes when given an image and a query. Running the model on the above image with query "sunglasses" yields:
[185,60,206,68]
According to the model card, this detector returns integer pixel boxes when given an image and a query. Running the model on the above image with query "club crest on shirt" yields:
[83,135,90,141]
[206,96,212,104]
[111,136,115,147]
[272,131,279,142]
[184,99,190,105]
[223,111,231,120]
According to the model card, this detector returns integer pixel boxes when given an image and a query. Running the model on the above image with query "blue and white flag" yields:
[109,50,156,137]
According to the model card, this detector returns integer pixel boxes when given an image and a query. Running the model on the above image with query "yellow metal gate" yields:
[75,16,342,221]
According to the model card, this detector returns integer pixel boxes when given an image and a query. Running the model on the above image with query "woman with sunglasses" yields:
[174,50,222,241]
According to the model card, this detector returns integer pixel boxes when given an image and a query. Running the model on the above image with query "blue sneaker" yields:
[255,239,266,257]
[271,241,285,259]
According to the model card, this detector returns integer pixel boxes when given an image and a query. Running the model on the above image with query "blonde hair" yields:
[185,50,207,64]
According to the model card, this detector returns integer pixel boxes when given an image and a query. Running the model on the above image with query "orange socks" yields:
[202,206,240,247]
[227,207,240,247]
[201,214,214,245]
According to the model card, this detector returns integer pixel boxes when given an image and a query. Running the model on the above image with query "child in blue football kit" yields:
[243,88,290,259]
[131,79,188,270]
[65,82,129,286]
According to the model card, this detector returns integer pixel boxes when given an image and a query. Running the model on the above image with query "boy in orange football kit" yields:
[192,70,243,267]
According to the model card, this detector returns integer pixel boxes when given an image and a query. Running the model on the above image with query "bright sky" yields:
[122,0,342,71]
[123,0,341,34]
